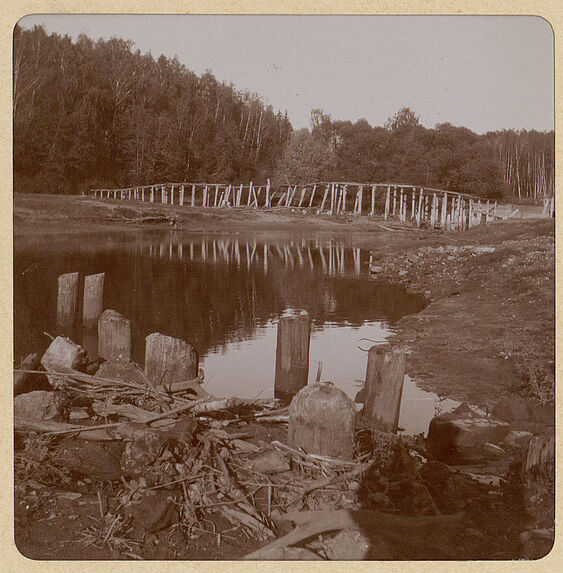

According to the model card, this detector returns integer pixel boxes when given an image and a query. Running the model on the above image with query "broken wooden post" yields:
[363,346,406,433]
[98,309,132,360]
[57,272,79,326]
[274,314,311,398]
[82,272,105,328]
[145,332,199,385]
[288,382,356,460]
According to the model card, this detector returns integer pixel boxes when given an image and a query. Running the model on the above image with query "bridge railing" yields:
[89,180,505,231]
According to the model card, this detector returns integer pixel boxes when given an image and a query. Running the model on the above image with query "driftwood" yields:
[243,509,465,560]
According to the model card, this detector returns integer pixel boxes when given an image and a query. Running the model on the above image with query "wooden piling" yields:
[82,272,105,328]
[320,185,329,212]
[308,184,317,208]
[265,179,271,207]
[298,187,306,208]
[363,346,406,433]
[274,314,311,397]
[150,186,154,202]
[392,186,397,216]
[384,186,390,219]
[145,332,199,386]
[57,272,79,326]
[191,185,196,207]
[371,184,376,216]
[180,185,184,206]
[98,309,132,360]
[288,382,356,460]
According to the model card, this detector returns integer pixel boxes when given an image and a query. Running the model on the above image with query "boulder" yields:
[55,440,124,481]
[427,403,510,461]
[96,356,147,386]
[247,449,290,474]
[501,430,533,452]
[14,353,50,396]
[14,391,63,422]
[128,493,180,533]
[40,336,88,389]
[41,336,88,372]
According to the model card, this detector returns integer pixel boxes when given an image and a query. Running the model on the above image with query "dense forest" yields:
[13,25,554,200]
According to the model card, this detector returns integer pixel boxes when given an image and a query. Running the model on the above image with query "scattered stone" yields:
[483,443,506,456]
[69,407,91,421]
[14,353,47,396]
[55,440,124,481]
[370,265,383,273]
[40,336,88,389]
[129,493,180,533]
[314,528,375,560]
[96,356,147,386]
[41,336,88,372]
[14,391,63,422]
[502,430,533,451]
[427,403,510,460]
[248,449,290,474]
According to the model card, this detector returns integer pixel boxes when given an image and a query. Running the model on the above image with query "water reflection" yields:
[14,230,438,432]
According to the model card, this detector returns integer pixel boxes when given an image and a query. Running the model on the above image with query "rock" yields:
[96,356,147,386]
[316,528,390,560]
[370,265,384,273]
[427,403,510,461]
[41,336,88,372]
[40,336,88,389]
[248,449,290,474]
[483,443,505,456]
[14,391,63,422]
[14,353,48,396]
[129,493,180,533]
[55,440,124,480]
[501,430,533,451]
[398,270,408,276]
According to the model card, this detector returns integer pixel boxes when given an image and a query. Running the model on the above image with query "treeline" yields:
[274,108,554,199]
[13,24,292,194]
[14,25,553,200]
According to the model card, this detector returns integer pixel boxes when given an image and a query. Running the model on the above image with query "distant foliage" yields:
[277,110,554,199]
[13,25,554,200]
[13,25,292,194]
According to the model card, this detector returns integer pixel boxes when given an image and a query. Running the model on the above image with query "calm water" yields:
[14,230,459,434]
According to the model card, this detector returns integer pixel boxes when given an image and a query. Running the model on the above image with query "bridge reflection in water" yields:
[147,235,364,277]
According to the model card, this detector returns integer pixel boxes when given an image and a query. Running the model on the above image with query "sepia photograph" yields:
[12,13,555,561]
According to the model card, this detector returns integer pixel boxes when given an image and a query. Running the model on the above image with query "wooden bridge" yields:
[89,180,533,231]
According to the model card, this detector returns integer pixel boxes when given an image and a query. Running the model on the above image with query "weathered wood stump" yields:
[288,382,356,460]
[145,332,199,386]
[274,314,311,397]
[363,346,406,433]
[522,434,555,483]
[98,309,132,360]
[82,272,105,328]
[57,272,79,326]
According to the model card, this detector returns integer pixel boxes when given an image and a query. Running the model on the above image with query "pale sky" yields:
[19,14,554,133]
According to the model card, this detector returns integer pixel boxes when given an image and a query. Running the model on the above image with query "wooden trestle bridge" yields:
[90,180,505,231]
